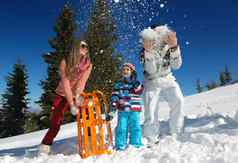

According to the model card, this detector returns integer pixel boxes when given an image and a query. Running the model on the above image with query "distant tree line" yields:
[196,65,236,93]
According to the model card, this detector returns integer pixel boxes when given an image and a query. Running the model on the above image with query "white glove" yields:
[70,105,78,116]
[75,94,84,107]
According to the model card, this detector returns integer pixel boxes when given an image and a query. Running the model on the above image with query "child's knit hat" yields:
[122,63,136,71]
[122,63,137,80]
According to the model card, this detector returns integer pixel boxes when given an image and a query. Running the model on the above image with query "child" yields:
[39,41,92,154]
[140,25,184,142]
[110,63,143,150]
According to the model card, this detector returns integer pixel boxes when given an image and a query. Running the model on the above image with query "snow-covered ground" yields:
[1,84,238,163]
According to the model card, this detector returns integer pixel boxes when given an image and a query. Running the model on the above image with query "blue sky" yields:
[0,0,237,106]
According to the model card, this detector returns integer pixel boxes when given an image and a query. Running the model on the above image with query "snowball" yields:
[139,28,157,41]
[160,3,165,8]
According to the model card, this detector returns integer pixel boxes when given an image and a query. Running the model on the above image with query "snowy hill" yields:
[1,84,238,163]
[159,83,238,119]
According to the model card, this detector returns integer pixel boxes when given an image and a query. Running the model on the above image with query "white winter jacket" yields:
[143,45,182,90]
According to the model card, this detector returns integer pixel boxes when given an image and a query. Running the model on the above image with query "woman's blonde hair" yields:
[65,41,90,77]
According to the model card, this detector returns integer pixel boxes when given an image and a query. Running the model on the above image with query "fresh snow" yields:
[1,84,238,163]
[160,3,165,8]
[185,41,190,46]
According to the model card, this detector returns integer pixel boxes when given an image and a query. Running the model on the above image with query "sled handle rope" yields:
[76,91,113,158]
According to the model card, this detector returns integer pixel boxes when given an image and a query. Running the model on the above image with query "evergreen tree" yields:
[38,4,77,129]
[196,79,203,93]
[24,112,40,133]
[0,60,29,138]
[0,108,4,133]
[219,71,226,86]
[224,65,232,84]
[85,0,123,100]
[206,81,218,90]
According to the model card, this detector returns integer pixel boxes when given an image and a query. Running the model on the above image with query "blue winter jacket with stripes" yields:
[110,77,144,112]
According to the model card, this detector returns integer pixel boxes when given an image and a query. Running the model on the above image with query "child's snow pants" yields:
[115,111,143,150]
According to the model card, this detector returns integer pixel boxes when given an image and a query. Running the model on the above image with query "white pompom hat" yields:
[122,62,136,71]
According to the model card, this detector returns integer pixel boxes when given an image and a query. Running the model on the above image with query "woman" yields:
[39,41,92,155]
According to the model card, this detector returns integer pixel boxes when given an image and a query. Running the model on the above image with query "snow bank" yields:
[0,84,238,163]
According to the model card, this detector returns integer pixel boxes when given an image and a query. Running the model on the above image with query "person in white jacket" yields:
[140,25,184,142]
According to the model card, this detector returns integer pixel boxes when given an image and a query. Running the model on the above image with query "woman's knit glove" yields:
[75,94,84,107]
[70,105,79,116]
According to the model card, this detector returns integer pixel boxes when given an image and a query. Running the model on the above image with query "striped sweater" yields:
[110,78,144,112]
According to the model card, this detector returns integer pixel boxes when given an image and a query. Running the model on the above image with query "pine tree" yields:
[196,79,203,93]
[37,4,77,129]
[24,112,40,133]
[0,108,4,133]
[206,81,218,90]
[224,65,232,84]
[219,71,226,86]
[85,0,123,100]
[0,60,29,138]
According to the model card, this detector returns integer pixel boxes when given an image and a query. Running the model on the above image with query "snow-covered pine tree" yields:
[85,0,123,100]
[0,60,29,138]
[37,4,77,129]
